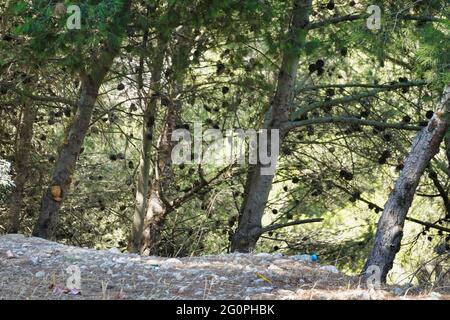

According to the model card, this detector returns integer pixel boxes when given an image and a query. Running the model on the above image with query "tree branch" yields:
[282,116,421,133]
[290,80,427,120]
[259,218,324,235]
[426,167,450,214]
[333,182,450,233]
[307,13,441,30]
[170,165,232,209]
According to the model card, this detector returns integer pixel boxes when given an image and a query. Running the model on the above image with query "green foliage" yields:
[1,0,449,287]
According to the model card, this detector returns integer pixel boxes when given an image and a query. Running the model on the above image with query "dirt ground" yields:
[0,234,448,300]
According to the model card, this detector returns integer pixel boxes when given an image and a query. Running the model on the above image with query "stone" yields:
[165,258,182,264]
[244,265,256,272]
[268,264,282,272]
[35,271,46,278]
[392,287,403,296]
[108,248,121,254]
[175,273,184,281]
[319,265,339,274]
[114,257,127,264]
[292,254,312,262]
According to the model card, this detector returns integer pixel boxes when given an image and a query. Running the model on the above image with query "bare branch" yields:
[291,80,428,121]
[259,218,324,235]
[282,116,421,133]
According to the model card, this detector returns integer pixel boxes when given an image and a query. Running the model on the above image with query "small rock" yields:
[292,254,312,262]
[178,286,188,293]
[245,286,273,294]
[392,287,403,296]
[166,258,182,264]
[5,250,15,259]
[29,256,41,265]
[108,248,121,254]
[161,258,182,269]
[273,259,292,265]
[253,278,266,284]
[175,273,184,281]
[114,257,127,264]
[124,284,133,290]
[244,265,256,272]
[35,271,46,278]
[268,264,282,272]
[319,265,339,274]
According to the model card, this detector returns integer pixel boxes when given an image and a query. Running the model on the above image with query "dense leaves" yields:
[0,0,449,285]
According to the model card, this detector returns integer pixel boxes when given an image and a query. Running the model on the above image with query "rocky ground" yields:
[0,234,447,300]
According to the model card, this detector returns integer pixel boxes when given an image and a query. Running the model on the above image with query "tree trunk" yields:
[32,1,131,238]
[33,79,102,238]
[130,37,168,253]
[231,0,311,252]
[8,101,36,233]
[140,100,179,255]
[363,86,450,283]
[140,29,194,255]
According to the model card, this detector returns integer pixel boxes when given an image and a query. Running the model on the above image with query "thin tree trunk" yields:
[140,99,179,255]
[363,86,450,283]
[231,0,311,252]
[32,1,131,239]
[140,29,194,255]
[130,37,168,253]
[8,101,36,233]
[33,79,102,238]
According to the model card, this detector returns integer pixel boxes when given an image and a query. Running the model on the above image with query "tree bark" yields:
[140,30,193,255]
[8,101,36,233]
[32,1,131,239]
[33,79,102,238]
[140,98,180,255]
[231,0,311,252]
[363,86,450,283]
[130,36,168,253]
